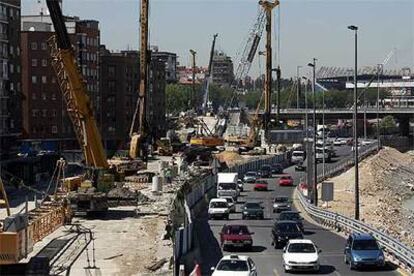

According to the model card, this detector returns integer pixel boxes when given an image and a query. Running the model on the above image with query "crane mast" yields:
[46,0,108,168]
[129,0,150,159]
[202,33,218,114]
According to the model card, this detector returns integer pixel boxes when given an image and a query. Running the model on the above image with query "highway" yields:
[195,145,400,275]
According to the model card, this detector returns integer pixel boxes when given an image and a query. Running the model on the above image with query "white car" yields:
[283,239,320,273]
[220,196,236,213]
[208,198,230,220]
[211,255,257,276]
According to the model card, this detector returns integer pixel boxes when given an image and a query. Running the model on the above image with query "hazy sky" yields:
[22,0,414,78]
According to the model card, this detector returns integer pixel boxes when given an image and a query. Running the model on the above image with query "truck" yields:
[217,172,239,199]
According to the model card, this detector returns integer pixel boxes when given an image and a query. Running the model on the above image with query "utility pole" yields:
[276,66,281,123]
[377,64,382,151]
[296,66,302,109]
[302,76,309,140]
[190,49,197,110]
[348,25,359,220]
[259,0,279,133]
[308,58,317,206]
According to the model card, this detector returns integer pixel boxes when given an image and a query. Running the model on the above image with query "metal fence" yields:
[297,143,414,272]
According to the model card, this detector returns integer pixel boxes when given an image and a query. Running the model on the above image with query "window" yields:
[32,93,36,100]
[42,109,47,117]
[9,64,13,73]
[16,65,20,73]
[16,46,20,56]
[31,76,37,84]
[9,45,13,55]
[108,66,115,77]
[32,109,38,117]
[51,93,56,100]
[10,82,14,91]
[17,82,20,92]
[51,125,57,133]
[51,77,56,83]
[41,93,46,100]
[52,109,57,117]
[41,76,47,84]
[41,59,47,67]
[41,42,47,50]
[31,59,37,67]
[31,42,37,50]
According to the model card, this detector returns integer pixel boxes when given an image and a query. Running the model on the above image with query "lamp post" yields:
[307,58,317,206]
[348,24,359,220]
[377,64,382,151]
[296,66,302,109]
[302,76,309,140]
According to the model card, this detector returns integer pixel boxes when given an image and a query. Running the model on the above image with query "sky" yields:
[22,0,414,78]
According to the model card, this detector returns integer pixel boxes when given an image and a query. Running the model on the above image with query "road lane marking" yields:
[273,268,280,276]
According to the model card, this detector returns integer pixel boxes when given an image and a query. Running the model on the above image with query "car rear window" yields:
[276,222,299,232]
[281,176,291,180]
[256,180,267,184]
[274,197,288,203]
[245,203,261,209]
[245,172,256,176]
[217,260,248,271]
[228,225,249,235]
[219,183,237,190]
[211,202,228,208]
[280,212,300,220]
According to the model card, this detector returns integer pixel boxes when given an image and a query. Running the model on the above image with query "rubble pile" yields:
[215,151,244,166]
[326,147,414,248]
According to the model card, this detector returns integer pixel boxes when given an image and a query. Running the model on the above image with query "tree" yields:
[380,115,397,134]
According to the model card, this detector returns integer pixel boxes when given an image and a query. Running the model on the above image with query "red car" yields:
[254,179,268,191]
[220,224,254,251]
[279,175,294,186]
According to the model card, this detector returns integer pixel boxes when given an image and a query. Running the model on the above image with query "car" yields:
[295,162,306,171]
[258,164,272,178]
[271,163,284,174]
[253,179,268,191]
[220,225,254,251]
[271,220,304,248]
[351,145,361,152]
[278,211,304,232]
[211,255,257,276]
[242,202,264,220]
[315,148,331,162]
[220,196,236,213]
[273,196,291,213]
[279,175,294,186]
[344,232,386,270]
[291,150,305,164]
[283,239,320,273]
[208,198,230,220]
[243,171,258,183]
[237,179,244,192]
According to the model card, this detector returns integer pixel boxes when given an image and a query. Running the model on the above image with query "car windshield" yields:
[277,223,299,232]
[227,226,250,235]
[292,152,304,157]
[288,243,316,253]
[224,198,233,204]
[274,197,288,203]
[219,183,236,190]
[352,239,379,250]
[217,260,249,271]
[245,172,256,177]
[280,212,300,220]
[211,202,228,208]
[245,203,261,209]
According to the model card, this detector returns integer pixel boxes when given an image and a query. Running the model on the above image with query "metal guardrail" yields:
[297,143,414,272]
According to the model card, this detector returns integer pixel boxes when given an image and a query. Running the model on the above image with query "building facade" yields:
[0,0,21,157]
[100,48,166,150]
[211,50,234,86]
[20,14,100,151]
[151,49,177,83]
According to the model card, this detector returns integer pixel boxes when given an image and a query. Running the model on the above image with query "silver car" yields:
[273,196,291,213]
[243,171,258,183]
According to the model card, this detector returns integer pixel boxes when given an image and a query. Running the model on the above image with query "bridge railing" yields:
[297,143,414,272]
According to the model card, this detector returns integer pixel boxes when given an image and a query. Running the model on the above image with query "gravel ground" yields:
[320,146,414,248]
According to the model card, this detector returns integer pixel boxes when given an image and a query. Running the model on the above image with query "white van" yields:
[291,151,305,164]
[217,173,239,199]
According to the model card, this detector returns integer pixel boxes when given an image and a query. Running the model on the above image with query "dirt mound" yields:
[324,147,414,248]
[215,151,244,166]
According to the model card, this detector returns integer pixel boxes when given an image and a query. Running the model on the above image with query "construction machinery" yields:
[190,118,225,147]
[202,33,218,115]
[129,0,150,159]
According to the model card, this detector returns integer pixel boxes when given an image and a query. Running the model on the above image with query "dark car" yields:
[278,211,304,232]
[272,163,284,174]
[344,232,386,270]
[242,202,264,220]
[271,220,303,248]
[258,164,272,178]
[295,162,306,171]
[220,224,254,251]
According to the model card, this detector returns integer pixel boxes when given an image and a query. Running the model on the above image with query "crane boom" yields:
[46,0,108,168]
[202,33,218,114]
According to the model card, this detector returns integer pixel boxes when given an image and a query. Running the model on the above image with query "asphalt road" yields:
[195,144,400,276]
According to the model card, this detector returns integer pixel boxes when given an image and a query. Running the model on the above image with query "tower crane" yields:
[202,33,218,115]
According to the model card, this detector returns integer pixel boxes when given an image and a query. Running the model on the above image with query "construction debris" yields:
[325,147,414,247]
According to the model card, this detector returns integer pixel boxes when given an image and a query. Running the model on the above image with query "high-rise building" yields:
[211,50,234,86]
[0,0,21,157]
[100,47,166,150]
[151,48,177,83]
[20,13,100,151]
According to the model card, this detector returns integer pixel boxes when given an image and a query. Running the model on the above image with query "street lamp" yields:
[348,24,360,220]
[307,58,317,206]
[296,66,302,109]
